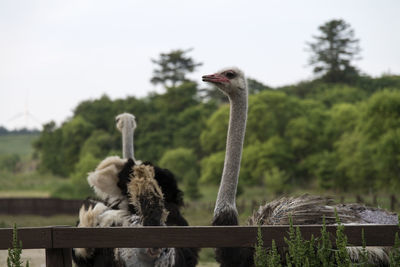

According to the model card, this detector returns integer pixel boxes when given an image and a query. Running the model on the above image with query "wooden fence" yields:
[0,195,398,216]
[0,198,83,216]
[0,225,398,267]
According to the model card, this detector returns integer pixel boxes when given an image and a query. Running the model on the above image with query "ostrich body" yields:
[203,67,398,267]
[73,113,198,267]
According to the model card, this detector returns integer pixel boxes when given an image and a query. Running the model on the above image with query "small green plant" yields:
[334,212,351,267]
[358,229,371,267]
[254,225,282,267]
[7,224,29,267]
[254,226,268,267]
[389,214,400,267]
[317,217,334,267]
[267,240,282,267]
[285,216,317,267]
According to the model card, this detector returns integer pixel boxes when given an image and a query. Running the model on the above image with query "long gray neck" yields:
[122,124,135,160]
[214,92,248,217]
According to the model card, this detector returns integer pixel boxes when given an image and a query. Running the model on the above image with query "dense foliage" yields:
[28,20,400,198]
[30,72,400,198]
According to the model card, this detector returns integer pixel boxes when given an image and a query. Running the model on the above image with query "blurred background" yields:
[1,1,400,266]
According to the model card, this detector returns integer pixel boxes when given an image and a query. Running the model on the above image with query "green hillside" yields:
[0,134,38,157]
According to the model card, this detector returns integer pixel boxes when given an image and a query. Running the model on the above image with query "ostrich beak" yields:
[202,73,229,84]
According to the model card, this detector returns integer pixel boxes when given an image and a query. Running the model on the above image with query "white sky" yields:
[1,0,399,130]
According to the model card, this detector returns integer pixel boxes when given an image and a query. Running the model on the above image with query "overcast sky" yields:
[1,0,399,130]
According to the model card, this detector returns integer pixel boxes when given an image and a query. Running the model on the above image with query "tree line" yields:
[31,19,400,198]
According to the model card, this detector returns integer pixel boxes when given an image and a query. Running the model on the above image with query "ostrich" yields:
[72,113,198,267]
[202,67,398,267]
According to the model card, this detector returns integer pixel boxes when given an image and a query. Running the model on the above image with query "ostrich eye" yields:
[225,71,236,79]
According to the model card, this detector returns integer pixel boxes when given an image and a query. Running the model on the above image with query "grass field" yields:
[0,134,38,158]
[0,170,64,195]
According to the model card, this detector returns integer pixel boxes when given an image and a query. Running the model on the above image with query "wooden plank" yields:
[0,225,397,250]
[0,227,52,249]
[46,248,72,267]
[0,198,83,216]
[52,225,399,248]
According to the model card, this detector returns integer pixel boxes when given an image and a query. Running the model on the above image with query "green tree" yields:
[324,103,359,143]
[241,137,293,186]
[200,105,229,155]
[173,103,217,155]
[60,116,95,176]
[246,91,303,144]
[200,151,225,185]
[135,82,201,162]
[335,90,400,192]
[312,85,367,107]
[150,48,202,87]
[33,121,64,176]
[80,130,114,159]
[51,153,98,199]
[264,167,290,194]
[308,19,361,83]
[247,78,272,94]
[73,95,117,132]
[361,90,400,191]
[159,148,201,199]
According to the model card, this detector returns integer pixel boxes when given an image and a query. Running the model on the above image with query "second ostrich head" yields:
[116,113,137,160]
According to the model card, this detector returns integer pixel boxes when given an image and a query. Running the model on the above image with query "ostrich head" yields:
[202,67,247,98]
[115,113,137,160]
[115,113,137,133]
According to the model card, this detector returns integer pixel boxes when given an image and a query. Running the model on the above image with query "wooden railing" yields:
[0,198,83,216]
[0,196,398,216]
[0,225,398,267]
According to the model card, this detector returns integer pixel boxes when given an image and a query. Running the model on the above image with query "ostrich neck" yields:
[214,93,248,218]
[122,125,134,160]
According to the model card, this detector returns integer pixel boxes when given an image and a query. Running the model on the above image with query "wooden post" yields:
[373,194,378,206]
[46,248,72,267]
[390,195,397,211]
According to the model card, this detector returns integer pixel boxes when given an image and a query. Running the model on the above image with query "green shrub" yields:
[7,224,29,267]
[334,213,351,266]
[389,215,400,266]
[254,226,268,267]
[267,240,282,267]
[253,214,400,267]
